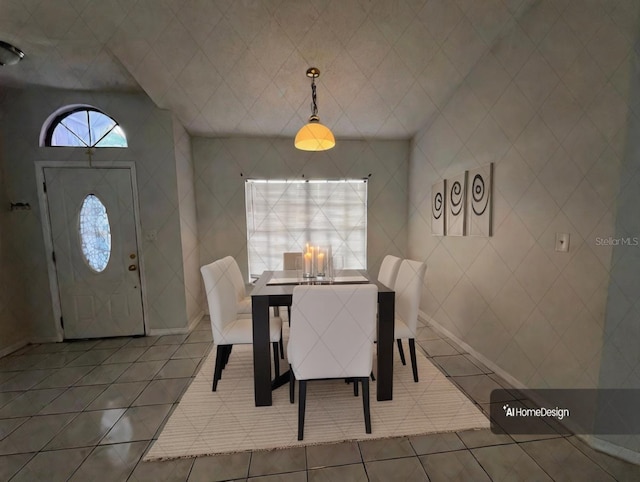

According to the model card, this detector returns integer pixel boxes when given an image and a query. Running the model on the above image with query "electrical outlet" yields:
[555,233,570,252]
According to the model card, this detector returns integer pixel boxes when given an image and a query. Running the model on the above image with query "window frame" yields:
[245,178,368,279]
[44,106,127,148]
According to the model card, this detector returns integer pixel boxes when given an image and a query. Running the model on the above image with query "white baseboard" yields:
[30,335,63,344]
[418,310,525,389]
[0,339,30,358]
[146,327,190,336]
[2,318,206,352]
[147,311,205,336]
[188,311,204,331]
[582,435,640,465]
[420,310,640,466]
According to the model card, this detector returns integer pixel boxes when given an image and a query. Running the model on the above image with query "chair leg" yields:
[298,380,307,440]
[409,338,419,383]
[272,342,280,376]
[289,366,295,404]
[280,307,290,360]
[397,339,406,365]
[279,332,284,359]
[212,345,225,392]
[222,345,232,370]
[370,371,376,381]
[362,377,371,434]
[353,378,359,397]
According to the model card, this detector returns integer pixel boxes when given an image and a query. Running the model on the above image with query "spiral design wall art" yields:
[450,181,464,215]
[446,172,466,236]
[431,180,446,236]
[432,163,492,237]
[471,174,489,216]
[467,164,493,236]
[432,192,443,219]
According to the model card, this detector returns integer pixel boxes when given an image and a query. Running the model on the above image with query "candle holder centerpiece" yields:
[302,243,330,279]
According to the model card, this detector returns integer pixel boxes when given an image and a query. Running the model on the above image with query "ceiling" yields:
[0,0,533,139]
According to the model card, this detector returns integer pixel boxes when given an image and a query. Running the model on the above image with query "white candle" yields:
[317,252,324,274]
[304,252,312,273]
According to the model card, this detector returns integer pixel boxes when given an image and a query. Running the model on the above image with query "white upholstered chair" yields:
[378,255,402,289]
[394,259,427,383]
[221,256,252,315]
[201,258,282,391]
[281,252,303,326]
[223,255,284,359]
[287,284,378,440]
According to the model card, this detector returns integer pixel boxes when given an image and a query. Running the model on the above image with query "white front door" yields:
[44,167,144,339]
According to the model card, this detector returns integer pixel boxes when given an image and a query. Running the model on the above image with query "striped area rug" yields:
[145,340,488,460]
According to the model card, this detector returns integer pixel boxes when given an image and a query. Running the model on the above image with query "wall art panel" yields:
[431,179,446,236]
[467,163,493,237]
[446,172,466,236]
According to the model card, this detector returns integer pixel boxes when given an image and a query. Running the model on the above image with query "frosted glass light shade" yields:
[294,122,335,151]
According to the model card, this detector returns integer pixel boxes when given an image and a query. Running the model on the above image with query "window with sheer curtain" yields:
[245,179,368,278]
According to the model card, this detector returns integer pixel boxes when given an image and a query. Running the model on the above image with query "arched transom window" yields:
[45,107,127,148]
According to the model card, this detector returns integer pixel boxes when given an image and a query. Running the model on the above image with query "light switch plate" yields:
[555,233,570,252]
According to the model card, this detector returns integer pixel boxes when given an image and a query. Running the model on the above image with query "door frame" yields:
[35,160,149,340]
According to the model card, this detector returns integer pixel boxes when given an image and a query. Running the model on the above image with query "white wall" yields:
[0,87,192,339]
[0,135,30,354]
[192,137,409,284]
[407,0,639,455]
[172,116,203,328]
[596,12,640,454]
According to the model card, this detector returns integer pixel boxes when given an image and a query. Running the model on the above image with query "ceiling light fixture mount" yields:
[294,67,335,152]
[0,40,24,66]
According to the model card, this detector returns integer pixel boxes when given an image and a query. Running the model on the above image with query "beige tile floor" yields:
[0,319,639,481]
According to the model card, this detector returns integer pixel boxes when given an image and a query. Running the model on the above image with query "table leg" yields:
[377,290,394,401]
[252,295,272,406]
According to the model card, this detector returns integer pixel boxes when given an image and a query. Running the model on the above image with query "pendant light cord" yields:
[311,77,318,118]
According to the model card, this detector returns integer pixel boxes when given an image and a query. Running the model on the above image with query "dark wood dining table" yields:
[251,269,395,407]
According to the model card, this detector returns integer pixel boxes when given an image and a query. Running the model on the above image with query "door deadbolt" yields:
[129,253,136,259]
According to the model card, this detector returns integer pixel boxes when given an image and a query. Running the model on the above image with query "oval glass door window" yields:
[79,194,111,272]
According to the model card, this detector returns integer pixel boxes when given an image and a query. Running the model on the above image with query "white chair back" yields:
[378,255,402,289]
[394,259,426,336]
[220,256,246,301]
[288,284,378,380]
[201,259,238,345]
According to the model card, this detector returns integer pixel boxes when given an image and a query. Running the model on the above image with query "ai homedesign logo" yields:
[502,404,570,421]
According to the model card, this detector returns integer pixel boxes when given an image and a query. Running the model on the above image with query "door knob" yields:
[128,264,137,271]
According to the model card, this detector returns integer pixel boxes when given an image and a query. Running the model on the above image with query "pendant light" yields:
[294,67,335,151]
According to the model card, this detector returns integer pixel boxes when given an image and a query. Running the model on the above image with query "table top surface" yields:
[251,269,393,297]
